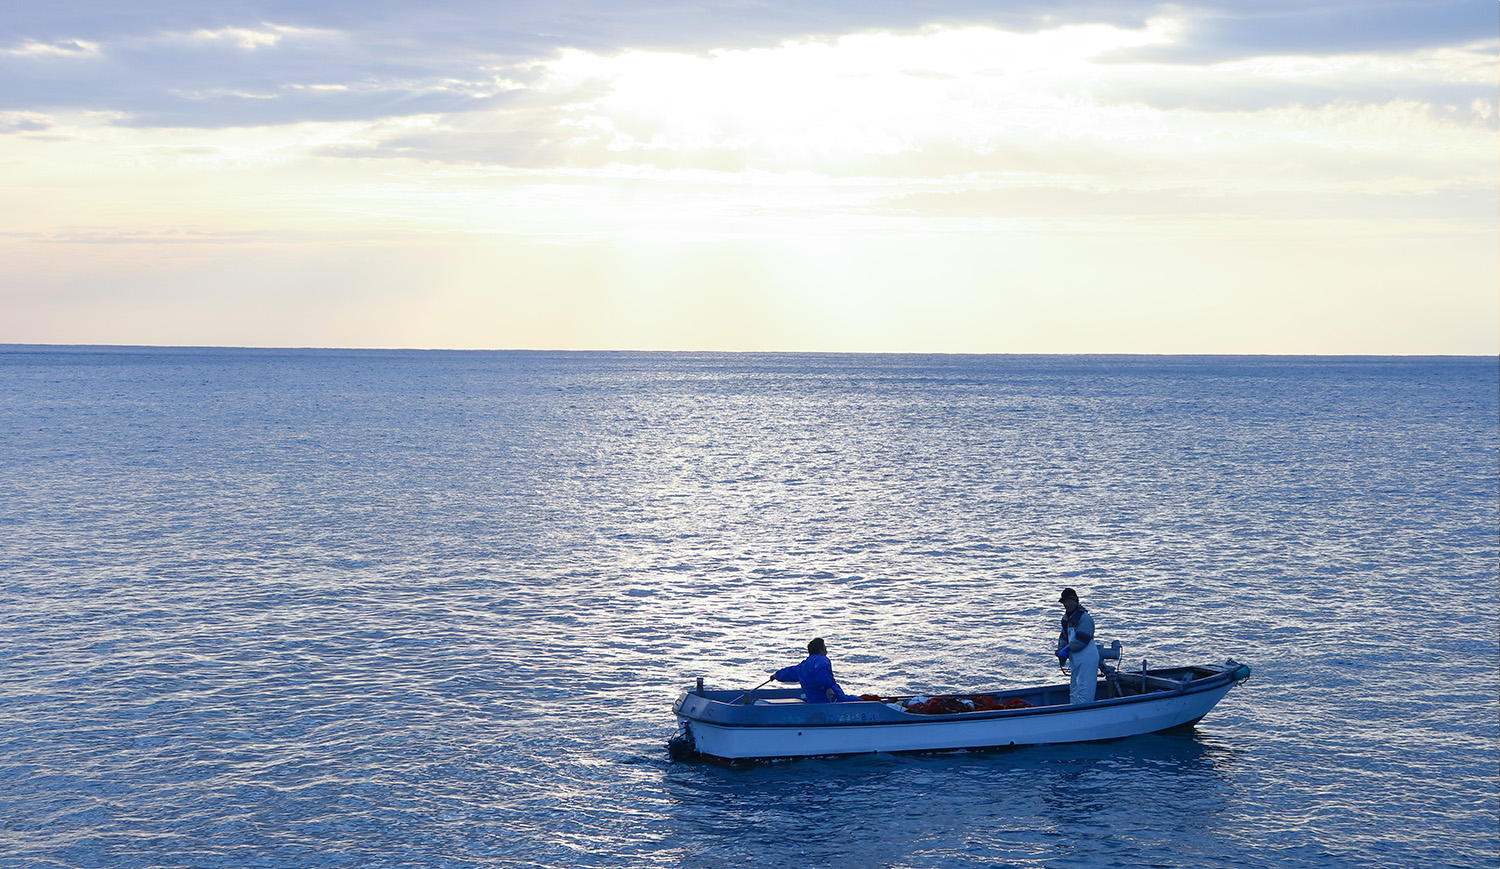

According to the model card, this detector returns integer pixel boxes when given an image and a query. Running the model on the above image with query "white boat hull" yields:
[671,661,1249,761]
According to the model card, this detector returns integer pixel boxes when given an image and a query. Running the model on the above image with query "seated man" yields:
[772,637,858,703]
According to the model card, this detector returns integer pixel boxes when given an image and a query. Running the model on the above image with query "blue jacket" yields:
[772,654,855,703]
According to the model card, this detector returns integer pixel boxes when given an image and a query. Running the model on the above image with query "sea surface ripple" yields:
[0,348,1495,868]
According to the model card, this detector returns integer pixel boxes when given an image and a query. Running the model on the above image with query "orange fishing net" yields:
[882,694,1035,714]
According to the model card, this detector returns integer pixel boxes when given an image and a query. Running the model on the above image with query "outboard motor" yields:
[1098,640,1122,698]
[1060,639,1121,682]
[667,722,697,760]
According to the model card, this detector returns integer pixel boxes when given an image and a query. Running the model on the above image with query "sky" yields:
[2,1,1496,353]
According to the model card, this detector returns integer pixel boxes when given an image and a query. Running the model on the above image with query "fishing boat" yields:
[668,646,1250,762]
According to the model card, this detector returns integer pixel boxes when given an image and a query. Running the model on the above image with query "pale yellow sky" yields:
[2,18,1496,353]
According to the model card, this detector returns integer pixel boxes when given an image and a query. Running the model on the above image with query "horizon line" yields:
[2,342,1495,360]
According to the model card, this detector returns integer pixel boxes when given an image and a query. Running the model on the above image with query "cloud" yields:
[0,15,535,128]
[0,111,54,134]
[1094,45,1499,121]
[392,26,1492,182]
[888,181,1498,225]
[1,38,101,58]
[1112,0,1499,63]
[1,1,1493,129]
[165,22,333,51]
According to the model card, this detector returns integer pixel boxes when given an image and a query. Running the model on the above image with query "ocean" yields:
[0,347,1495,868]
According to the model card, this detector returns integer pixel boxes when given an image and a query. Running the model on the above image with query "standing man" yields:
[1055,587,1100,704]
[772,637,857,703]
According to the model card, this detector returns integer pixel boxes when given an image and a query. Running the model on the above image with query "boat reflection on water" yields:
[657,724,1251,868]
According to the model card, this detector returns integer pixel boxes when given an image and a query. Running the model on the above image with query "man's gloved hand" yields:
[1056,647,1070,661]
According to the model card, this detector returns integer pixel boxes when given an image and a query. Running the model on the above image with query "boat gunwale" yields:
[674,663,1243,730]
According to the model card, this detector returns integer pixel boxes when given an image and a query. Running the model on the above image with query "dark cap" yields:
[807,637,827,654]
[1058,587,1079,602]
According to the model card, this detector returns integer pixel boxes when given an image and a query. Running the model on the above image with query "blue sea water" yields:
[0,347,1495,869]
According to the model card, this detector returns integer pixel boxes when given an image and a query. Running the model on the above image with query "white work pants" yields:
[1069,641,1100,704]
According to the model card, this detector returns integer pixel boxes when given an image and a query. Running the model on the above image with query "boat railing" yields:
[1135,673,1194,692]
